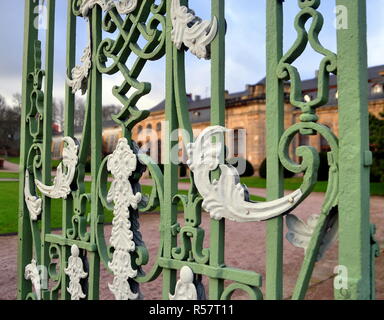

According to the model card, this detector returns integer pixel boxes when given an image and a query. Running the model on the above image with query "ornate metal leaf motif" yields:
[286,213,338,261]
[169,266,197,300]
[79,0,137,17]
[24,170,42,221]
[107,138,142,300]
[24,259,41,300]
[171,0,218,59]
[286,214,318,249]
[67,44,91,95]
[67,0,138,95]
[64,245,88,300]
[35,137,78,199]
[113,0,137,14]
[187,126,303,222]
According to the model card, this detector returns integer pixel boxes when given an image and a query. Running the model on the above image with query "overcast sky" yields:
[0,1,383,110]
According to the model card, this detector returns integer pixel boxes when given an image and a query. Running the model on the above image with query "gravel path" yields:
[1,191,383,300]
[0,161,19,173]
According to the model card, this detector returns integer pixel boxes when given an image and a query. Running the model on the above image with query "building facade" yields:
[52,65,384,175]
[128,65,384,174]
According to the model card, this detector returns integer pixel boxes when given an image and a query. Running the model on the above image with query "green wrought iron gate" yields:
[17,0,377,300]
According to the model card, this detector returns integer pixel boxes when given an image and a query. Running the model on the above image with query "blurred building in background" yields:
[52,64,384,176]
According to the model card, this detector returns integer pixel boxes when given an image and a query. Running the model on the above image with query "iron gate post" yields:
[335,0,372,300]
[17,0,38,300]
[266,0,285,300]
[209,0,226,301]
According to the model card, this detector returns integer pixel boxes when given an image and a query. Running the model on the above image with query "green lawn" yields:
[1,157,61,169]
[239,176,384,196]
[0,181,96,234]
[3,157,20,165]
[0,172,20,179]
[239,177,330,192]
[0,181,229,234]
[181,176,384,196]
[51,159,62,169]
[8,173,384,235]
[0,181,165,234]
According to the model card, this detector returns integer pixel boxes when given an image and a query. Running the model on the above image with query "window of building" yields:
[233,128,244,157]
[320,124,332,152]
[52,140,62,159]
[145,138,151,156]
[137,125,143,134]
[156,122,161,132]
[299,134,309,146]
[372,84,384,95]
[108,134,118,153]
[157,139,162,164]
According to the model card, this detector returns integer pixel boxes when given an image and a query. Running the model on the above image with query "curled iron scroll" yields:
[278,122,339,262]
[186,126,305,222]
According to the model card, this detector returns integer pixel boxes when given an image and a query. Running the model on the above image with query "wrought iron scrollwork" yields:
[92,0,167,299]
[220,283,263,301]
[277,0,337,122]
[18,0,373,301]
[27,41,45,140]
[96,0,166,131]
[23,38,46,299]
[48,244,63,300]
[279,122,339,262]
[272,0,340,299]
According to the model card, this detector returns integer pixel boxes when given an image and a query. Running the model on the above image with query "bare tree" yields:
[74,97,86,128]
[102,104,121,121]
[52,98,64,129]
[0,94,21,156]
[12,93,22,110]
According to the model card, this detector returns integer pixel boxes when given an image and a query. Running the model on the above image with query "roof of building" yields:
[150,64,384,113]
[302,64,384,91]
[258,64,384,90]
[150,89,251,113]
[303,64,384,106]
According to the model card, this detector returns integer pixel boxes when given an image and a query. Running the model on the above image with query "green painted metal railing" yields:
[17,0,376,300]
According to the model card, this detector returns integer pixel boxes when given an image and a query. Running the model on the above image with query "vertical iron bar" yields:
[61,0,76,300]
[88,5,102,300]
[17,0,39,300]
[265,0,284,300]
[209,0,226,300]
[41,0,55,280]
[335,0,371,300]
[173,46,193,142]
[162,0,178,299]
